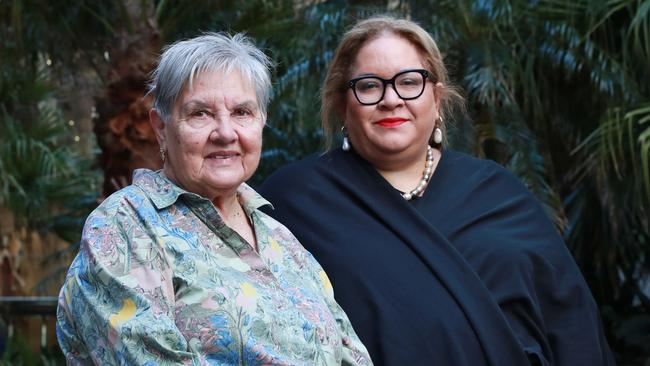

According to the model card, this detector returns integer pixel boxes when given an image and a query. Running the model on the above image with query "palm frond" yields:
[628,0,650,69]
[0,94,98,230]
[574,104,650,206]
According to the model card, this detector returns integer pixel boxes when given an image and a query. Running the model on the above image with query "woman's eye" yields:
[400,78,418,86]
[358,81,380,91]
[234,108,252,117]
[192,110,211,118]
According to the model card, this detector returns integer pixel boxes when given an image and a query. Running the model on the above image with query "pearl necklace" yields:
[402,145,434,200]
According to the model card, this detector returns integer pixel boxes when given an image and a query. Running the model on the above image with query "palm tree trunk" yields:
[94,0,163,198]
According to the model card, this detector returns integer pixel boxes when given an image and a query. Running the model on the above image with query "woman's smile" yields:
[204,150,242,168]
[374,117,408,127]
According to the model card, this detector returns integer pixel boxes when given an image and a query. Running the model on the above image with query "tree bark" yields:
[94,1,162,198]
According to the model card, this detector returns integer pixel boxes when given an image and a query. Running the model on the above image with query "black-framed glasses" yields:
[348,69,430,105]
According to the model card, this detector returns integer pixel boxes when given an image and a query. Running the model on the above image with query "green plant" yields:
[0,334,65,366]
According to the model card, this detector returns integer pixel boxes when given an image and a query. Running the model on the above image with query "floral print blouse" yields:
[56,169,372,366]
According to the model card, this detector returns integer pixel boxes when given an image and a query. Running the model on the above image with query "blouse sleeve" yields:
[56,199,202,366]
[303,253,373,366]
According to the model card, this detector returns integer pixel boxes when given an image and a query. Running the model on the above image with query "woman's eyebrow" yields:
[352,73,377,78]
[234,100,258,110]
[179,100,210,114]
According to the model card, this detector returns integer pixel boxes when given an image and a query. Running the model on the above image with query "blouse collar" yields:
[131,168,272,213]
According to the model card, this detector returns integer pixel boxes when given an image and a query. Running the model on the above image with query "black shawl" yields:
[259,148,614,366]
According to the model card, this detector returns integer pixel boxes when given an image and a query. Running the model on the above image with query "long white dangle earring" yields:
[433,117,443,145]
[342,126,351,151]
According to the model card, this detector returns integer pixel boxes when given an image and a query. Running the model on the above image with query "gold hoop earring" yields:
[159,147,167,163]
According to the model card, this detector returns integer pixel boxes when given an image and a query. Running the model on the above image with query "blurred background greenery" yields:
[0,0,648,364]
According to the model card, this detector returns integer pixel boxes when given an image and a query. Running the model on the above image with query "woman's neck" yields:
[212,193,241,218]
[213,193,258,252]
[373,147,441,194]
[159,169,257,250]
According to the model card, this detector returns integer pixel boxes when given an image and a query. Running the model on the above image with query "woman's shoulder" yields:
[265,152,330,180]
[80,183,171,271]
[440,149,529,194]
[438,152,571,264]
[81,183,159,253]
[87,184,149,222]
[436,150,553,237]
[90,168,176,219]
[443,149,513,176]
[455,149,541,187]
[260,151,335,198]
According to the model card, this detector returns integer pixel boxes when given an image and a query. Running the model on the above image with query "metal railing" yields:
[0,296,58,350]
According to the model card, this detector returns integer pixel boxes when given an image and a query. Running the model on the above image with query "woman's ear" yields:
[149,109,166,148]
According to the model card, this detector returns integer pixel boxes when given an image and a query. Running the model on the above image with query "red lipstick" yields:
[375,117,408,127]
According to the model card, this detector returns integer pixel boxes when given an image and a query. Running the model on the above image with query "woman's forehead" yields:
[178,70,257,104]
[348,36,425,77]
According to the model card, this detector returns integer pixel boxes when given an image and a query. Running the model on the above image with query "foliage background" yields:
[0,0,648,364]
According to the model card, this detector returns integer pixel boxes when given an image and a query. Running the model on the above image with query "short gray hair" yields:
[148,32,274,122]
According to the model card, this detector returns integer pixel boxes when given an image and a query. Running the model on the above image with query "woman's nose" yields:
[209,116,238,143]
[379,84,404,108]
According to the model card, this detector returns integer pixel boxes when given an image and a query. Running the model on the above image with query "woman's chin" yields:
[362,131,421,151]
[206,175,245,191]
[370,139,419,155]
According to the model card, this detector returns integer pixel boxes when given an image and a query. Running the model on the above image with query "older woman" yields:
[260,17,614,366]
[56,33,371,366]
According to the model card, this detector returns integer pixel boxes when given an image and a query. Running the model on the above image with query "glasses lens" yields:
[395,71,425,99]
[354,77,384,104]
